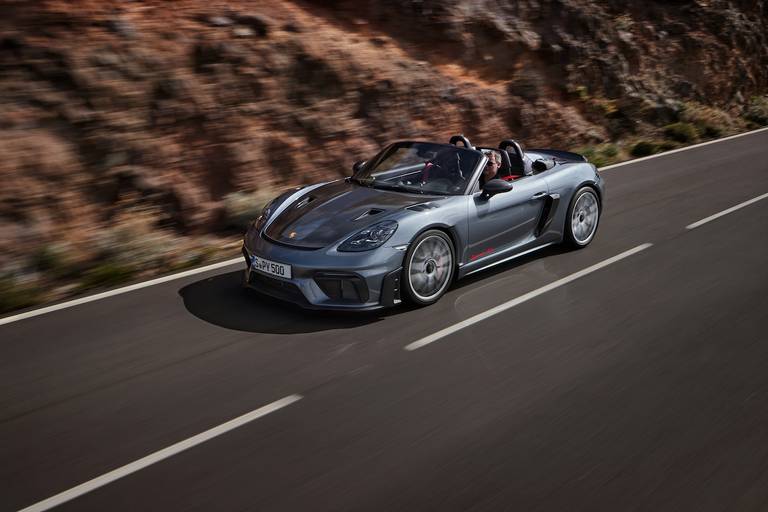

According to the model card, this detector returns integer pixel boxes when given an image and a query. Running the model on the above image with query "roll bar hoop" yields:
[449,135,473,149]
[499,139,525,160]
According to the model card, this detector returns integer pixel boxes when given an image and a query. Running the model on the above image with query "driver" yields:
[480,150,501,186]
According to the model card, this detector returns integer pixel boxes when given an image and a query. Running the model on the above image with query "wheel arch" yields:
[573,180,603,211]
[400,224,459,305]
[409,223,462,274]
[563,181,602,248]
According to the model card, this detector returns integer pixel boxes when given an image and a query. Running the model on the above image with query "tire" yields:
[564,186,600,248]
[402,230,455,306]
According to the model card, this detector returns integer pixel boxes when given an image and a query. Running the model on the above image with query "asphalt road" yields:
[2,129,768,511]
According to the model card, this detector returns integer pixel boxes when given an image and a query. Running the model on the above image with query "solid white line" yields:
[685,191,768,230]
[0,257,242,327]
[17,394,303,512]
[598,126,768,172]
[404,243,653,351]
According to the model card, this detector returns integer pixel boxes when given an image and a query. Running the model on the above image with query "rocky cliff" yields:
[1,0,767,310]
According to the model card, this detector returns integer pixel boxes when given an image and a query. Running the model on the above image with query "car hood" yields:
[263,180,441,249]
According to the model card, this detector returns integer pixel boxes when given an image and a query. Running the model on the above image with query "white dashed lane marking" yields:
[685,192,768,230]
[404,243,653,351]
[17,395,303,512]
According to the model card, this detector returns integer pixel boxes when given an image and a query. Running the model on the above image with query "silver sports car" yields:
[242,135,604,310]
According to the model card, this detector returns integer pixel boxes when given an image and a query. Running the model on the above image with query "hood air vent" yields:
[353,208,385,221]
[294,196,315,209]
[406,202,439,212]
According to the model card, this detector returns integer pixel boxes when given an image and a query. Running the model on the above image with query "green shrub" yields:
[32,246,58,272]
[699,124,722,138]
[31,243,79,279]
[745,96,768,126]
[601,144,619,158]
[0,277,42,314]
[80,261,137,290]
[573,146,604,167]
[168,252,207,272]
[573,85,590,101]
[663,122,698,143]
[659,141,679,151]
[571,144,622,168]
[579,146,596,161]
[630,141,659,157]
[680,102,738,139]
[167,245,220,272]
[590,154,611,168]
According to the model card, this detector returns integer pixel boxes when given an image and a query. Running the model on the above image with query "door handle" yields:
[531,191,547,199]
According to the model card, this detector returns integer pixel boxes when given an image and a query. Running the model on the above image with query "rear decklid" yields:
[526,149,588,163]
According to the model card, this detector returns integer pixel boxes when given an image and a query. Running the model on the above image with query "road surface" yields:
[2,129,768,511]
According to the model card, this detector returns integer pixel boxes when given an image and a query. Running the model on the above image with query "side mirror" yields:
[352,160,366,174]
[481,178,513,198]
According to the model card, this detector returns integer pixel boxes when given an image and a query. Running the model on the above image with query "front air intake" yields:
[314,272,369,303]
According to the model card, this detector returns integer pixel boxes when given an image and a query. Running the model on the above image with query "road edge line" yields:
[404,243,653,351]
[598,126,768,172]
[0,257,243,327]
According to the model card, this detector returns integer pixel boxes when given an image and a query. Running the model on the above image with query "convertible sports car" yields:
[242,135,604,310]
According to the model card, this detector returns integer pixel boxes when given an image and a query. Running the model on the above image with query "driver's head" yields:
[483,151,501,181]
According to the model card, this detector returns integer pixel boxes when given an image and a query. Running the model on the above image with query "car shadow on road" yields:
[452,243,574,291]
[179,270,392,334]
[180,244,575,334]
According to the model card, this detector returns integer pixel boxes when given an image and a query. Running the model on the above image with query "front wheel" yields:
[402,230,455,306]
[565,187,600,248]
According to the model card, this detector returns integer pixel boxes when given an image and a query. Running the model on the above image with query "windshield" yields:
[353,142,481,195]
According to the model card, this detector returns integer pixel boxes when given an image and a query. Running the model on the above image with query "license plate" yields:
[250,255,292,279]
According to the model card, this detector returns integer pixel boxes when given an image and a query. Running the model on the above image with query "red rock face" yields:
[0,0,766,267]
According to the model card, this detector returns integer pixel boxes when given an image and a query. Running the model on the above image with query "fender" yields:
[404,223,464,273]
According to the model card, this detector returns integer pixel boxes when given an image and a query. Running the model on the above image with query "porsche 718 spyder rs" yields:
[242,135,604,310]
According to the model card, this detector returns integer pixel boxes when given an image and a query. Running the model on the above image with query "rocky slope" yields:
[1,0,767,311]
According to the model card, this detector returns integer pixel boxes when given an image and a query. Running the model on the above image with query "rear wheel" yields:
[565,187,600,248]
[403,230,455,306]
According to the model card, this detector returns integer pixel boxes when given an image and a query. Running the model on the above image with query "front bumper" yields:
[241,237,405,310]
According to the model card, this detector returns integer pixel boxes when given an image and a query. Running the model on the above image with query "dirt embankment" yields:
[1,0,767,311]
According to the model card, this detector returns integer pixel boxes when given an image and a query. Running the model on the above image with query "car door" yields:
[466,175,549,263]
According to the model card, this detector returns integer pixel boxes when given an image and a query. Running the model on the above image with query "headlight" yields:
[338,220,398,252]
